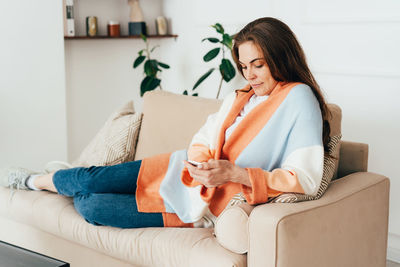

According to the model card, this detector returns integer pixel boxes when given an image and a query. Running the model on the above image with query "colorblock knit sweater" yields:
[135,81,324,227]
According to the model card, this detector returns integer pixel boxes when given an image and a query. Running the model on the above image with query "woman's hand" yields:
[183,159,251,188]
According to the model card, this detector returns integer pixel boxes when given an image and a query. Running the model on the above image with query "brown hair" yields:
[232,17,332,156]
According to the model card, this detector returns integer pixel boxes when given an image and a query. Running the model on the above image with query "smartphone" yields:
[187,160,202,167]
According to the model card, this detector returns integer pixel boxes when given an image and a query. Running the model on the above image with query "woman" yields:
[0,17,331,229]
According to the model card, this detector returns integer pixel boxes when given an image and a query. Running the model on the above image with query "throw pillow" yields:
[73,101,142,167]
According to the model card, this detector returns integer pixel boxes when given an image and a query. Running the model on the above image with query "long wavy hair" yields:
[232,17,332,156]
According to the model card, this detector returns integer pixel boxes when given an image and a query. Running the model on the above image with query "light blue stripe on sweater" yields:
[160,150,188,214]
[159,149,208,223]
[235,84,323,170]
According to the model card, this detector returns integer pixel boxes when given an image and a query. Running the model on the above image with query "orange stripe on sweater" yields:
[214,85,254,160]
[241,168,305,205]
[162,213,194,228]
[136,153,171,213]
[209,182,242,216]
[266,169,305,193]
[222,82,301,163]
[241,168,268,204]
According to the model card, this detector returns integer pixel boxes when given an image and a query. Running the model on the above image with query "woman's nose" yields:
[246,68,256,80]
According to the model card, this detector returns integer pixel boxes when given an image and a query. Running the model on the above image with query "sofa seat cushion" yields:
[0,188,245,267]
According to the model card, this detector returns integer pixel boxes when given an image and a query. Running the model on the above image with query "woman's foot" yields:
[0,164,60,197]
[0,167,37,190]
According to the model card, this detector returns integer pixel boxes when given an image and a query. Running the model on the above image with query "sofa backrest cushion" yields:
[336,141,369,179]
[134,91,222,161]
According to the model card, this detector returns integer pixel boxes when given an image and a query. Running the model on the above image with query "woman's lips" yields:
[251,83,263,88]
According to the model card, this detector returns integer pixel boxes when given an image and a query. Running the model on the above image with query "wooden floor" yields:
[388,260,400,267]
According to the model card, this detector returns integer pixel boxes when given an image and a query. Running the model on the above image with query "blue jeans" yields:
[53,160,164,228]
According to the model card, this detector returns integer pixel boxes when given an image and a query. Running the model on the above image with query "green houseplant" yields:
[133,34,170,97]
[184,23,236,99]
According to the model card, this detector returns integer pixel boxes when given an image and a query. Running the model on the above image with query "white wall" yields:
[65,0,164,163]
[0,0,68,170]
[64,0,399,262]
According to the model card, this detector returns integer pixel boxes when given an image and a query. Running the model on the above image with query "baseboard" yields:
[388,233,400,263]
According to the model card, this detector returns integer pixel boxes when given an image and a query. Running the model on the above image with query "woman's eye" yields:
[256,65,263,68]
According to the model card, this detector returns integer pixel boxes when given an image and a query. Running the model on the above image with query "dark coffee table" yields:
[0,240,69,267]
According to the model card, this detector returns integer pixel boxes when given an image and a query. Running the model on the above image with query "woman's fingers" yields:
[183,160,219,187]
[183,160,237,187]
[198,159,219,170]
[183,161,209,177]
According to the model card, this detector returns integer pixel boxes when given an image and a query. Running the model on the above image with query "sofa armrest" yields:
[247,172,390,267]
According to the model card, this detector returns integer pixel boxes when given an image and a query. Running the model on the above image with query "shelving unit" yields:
[63,0,177,41]
[64,34,178,40]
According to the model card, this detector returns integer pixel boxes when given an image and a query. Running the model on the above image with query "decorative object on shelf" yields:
[107,21,121,37]
[63,0,75,37]
[129,22,146,36]
[128,0,146,36]
[184,23,236,99]
[133,34,170,97]
[86,16,98,37]
[155,16,168,35]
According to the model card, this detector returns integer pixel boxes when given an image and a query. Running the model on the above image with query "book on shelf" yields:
[63,0,75,37]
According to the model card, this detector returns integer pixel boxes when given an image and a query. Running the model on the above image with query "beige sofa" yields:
[0,91,390,267]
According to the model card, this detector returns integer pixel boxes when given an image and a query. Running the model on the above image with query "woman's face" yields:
[238,41,277,96]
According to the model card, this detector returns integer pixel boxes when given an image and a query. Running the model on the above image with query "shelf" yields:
[64,34,178,40]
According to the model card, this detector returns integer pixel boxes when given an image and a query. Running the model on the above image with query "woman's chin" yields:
[253,87,269,96]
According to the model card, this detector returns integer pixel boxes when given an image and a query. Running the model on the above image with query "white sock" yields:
[26,175,42,191]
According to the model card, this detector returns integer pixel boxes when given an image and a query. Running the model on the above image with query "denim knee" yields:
[73,195,101,226]
[54,166,99,197]
[73,166,102,194]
